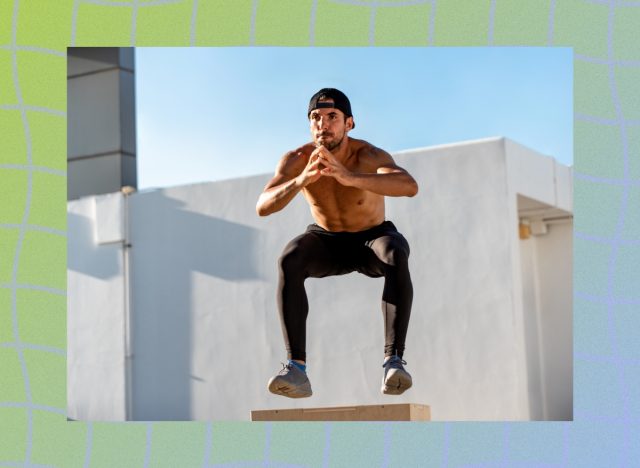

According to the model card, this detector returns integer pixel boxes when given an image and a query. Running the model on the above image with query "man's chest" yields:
[303,178,375,212]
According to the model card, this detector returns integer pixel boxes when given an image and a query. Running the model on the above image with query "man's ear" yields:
[346,116,355,131]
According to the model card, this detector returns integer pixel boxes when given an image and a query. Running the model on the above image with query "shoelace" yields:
[383,357,407,368]
[279,362,305,375]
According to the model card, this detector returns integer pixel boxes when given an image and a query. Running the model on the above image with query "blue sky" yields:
[135,47,572,190]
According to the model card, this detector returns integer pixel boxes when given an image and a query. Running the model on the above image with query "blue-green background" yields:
[1,0,638,466]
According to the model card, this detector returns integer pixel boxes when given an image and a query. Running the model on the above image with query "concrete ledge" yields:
[251,403,430,421]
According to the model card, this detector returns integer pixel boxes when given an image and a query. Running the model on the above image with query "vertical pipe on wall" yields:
[122,186,135,420]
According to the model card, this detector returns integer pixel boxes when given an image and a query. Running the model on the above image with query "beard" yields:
[316,132,344,151]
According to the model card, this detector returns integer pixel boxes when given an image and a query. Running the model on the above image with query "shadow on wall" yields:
[68,192,262,281]
[67,210,121,279]
[128,190,262,420]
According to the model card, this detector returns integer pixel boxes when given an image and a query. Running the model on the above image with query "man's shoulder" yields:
[284,142,315,159]
[350,138,392,161]
[277,143,314,173]
[282,143,313,159]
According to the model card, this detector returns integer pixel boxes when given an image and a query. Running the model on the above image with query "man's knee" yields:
[278,246,303,275]
[379,237,410,267]
[278,237,312,275]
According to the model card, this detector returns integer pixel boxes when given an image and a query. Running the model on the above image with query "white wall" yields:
[537,222,573,420]
[67,196,127,421]
[67,138,573,421]
[506,140,574,421]
[519,221,573,420]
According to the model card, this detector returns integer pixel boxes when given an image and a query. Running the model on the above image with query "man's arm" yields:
[256,150,322,216]
[348,165,419,197]
[317,146,419,197]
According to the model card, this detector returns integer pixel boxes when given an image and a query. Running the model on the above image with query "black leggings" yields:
[277,221,413,361]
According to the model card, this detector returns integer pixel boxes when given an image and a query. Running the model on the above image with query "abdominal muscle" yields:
[302,179,385,232]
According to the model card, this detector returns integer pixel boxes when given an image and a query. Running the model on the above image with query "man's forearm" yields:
[256,178,303,216]
[344,172,418,197]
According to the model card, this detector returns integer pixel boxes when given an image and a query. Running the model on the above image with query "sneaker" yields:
[381,356,412,395]
[268,362,312,398]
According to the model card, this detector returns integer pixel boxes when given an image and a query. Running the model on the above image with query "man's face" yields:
[309,100,353,151]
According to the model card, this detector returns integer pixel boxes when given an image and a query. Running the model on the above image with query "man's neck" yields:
[330,137,351,161]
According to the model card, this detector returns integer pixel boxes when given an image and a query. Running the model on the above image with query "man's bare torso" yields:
[293,138,386,232]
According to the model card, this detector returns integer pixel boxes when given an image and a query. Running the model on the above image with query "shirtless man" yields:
[256,88,418,398]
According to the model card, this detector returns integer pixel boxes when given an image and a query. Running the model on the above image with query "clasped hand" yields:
[298,145,353,187]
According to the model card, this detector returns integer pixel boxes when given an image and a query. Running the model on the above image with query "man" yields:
[256,88,418,398]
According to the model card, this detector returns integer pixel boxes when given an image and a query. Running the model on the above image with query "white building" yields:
[67,137,572,421]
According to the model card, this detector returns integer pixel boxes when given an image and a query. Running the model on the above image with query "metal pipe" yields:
[121,186,135,420]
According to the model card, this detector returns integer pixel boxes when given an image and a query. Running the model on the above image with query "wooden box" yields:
[251,403,430,421]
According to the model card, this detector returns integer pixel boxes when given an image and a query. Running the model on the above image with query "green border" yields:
[1,0,639,466]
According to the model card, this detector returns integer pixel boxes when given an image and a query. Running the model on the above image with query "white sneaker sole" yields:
[381,369,412,395]
[268,376,312,398]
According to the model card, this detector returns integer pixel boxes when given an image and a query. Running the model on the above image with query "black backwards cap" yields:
[308,88,354,128]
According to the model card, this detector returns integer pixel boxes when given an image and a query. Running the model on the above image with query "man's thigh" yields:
[280,231,354,278]
[357,231,411,277]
